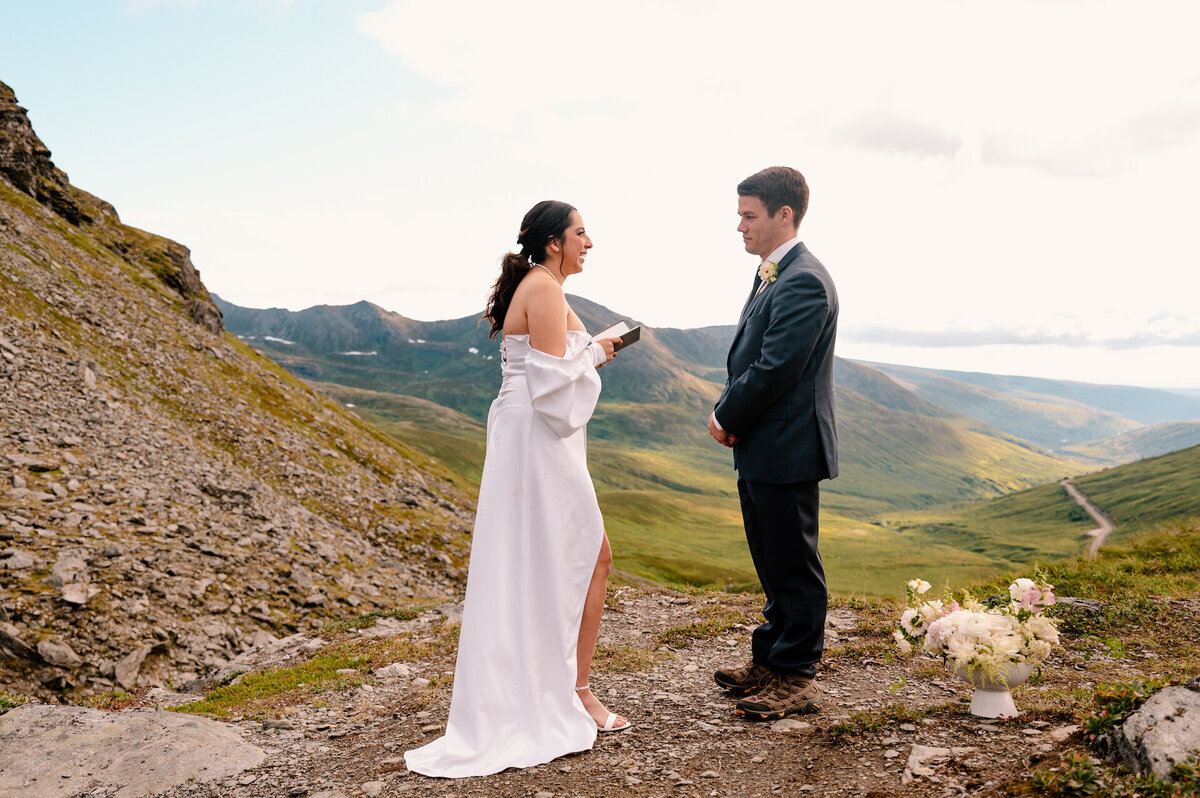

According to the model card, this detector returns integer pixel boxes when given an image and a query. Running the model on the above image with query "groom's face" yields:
[737,194,790,259]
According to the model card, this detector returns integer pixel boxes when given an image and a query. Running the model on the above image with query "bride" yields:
[404,200,630,778]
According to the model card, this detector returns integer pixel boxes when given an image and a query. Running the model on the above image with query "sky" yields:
[2,0,1198,390]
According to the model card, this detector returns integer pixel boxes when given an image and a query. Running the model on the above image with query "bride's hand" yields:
[594,337,619,368]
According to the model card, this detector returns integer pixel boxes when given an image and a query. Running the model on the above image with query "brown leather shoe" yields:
[714,660,773,695]
[734,672,820,720]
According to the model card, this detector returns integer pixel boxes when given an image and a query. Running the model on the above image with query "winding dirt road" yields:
[1059,478,1116,557]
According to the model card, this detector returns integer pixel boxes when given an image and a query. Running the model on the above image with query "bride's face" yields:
[553,211,592,276]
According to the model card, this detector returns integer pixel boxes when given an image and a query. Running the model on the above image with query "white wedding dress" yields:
[404,331,606,778]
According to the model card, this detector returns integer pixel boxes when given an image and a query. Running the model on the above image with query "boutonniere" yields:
[758,260,779,284]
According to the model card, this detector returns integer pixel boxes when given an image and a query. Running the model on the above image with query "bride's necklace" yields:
[532,263,562,285]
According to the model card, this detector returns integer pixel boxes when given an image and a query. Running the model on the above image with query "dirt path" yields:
[1059,478,1116,557]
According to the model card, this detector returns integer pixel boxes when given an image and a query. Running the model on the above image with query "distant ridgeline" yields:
[218,295,1200,594]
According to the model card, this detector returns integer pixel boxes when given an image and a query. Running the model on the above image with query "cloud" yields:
[1124,105,1200,152]
[843,325,1200,349]
[836,112,962,159]
[356,0,710,129]
[981,104,1200,178]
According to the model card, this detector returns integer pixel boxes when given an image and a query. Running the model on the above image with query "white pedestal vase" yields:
[955,662,1036,718]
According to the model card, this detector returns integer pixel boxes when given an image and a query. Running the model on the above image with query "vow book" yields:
[593,321,641,351]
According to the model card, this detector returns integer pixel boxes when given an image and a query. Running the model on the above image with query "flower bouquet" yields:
[894,577,1061,717]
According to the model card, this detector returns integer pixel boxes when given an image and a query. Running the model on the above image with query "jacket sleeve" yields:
[524,336,604,437]
[714,271,832,436]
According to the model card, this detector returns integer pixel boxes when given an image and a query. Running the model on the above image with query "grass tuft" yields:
[81,689,143,712]
[0,694,29,711]
[170,624,461,720]
[1028,751,1200,798]
[1078,677,1180,744]
[656,604,756,649]
[320,606,424,635]
[826,703,941,740]
[592,645,672,674]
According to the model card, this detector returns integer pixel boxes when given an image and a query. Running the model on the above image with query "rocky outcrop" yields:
[0,81,92,226]
[1098,677,1200,781]
[0,79,222,332]
[0,79,475,700]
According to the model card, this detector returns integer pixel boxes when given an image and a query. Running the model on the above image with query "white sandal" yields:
[575,684,632,732]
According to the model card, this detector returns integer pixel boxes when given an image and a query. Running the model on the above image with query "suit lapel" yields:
[728,242,806,359]
[737,275,763,325]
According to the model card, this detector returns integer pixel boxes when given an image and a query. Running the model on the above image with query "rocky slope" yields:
[0,79,473,700]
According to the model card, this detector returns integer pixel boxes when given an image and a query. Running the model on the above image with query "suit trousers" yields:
[737,478,826,677]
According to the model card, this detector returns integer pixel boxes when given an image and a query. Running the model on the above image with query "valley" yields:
[217,296,1200,596]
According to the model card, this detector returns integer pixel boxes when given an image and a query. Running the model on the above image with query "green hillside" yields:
[1064,421,1200,464]
[305,375,1076,595]
[318,383,1198,598]
[1073,443,1200,538]
[312,382,487,492]
[876,443,1200,593]
[829,387,1070,517]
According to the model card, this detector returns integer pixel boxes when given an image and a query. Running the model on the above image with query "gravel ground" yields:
[114,585,1115,798]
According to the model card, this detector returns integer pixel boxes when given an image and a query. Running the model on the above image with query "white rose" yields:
[908,579,932,594]
[989,614,1020,636]
[962,613,992,641]
[990,633,1021,657]
[946,637,976,665]
[900,608,921,636]
[893,629,913,653]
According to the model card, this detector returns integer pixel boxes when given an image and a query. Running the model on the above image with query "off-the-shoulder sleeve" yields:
[525,335,603,437]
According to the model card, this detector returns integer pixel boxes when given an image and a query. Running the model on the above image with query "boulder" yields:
[115,644,155,690]
[374,662,413,681]
[0,704,265,797]
[36,638,81,669]
[0,549,36,570]
[48,552,94,606]
[0,622,38,662]
[1098,677,1200,780]
[183,633,315,694]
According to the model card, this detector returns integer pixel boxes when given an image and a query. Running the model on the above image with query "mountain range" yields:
[214,294,1200,593]
[865,362,1200,457]
[206,297,1142,585]
[216,295,1200,463]
[214,295,1095,510]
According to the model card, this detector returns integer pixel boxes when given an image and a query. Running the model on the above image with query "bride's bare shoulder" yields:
[505,272,566,335]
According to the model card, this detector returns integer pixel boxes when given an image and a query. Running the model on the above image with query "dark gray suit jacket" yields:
[714,242,839,484]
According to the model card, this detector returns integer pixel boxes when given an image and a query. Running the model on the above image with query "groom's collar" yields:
[761,236,801,269]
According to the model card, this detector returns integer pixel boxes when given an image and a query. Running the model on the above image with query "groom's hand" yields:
[708,413,738,447]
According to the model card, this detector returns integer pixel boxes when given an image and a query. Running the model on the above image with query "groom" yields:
[707,166,839,720]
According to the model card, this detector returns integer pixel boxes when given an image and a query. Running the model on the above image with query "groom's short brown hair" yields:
[737,166,809,229]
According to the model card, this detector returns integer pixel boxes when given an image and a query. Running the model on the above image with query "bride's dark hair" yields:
[483,200,576,339]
